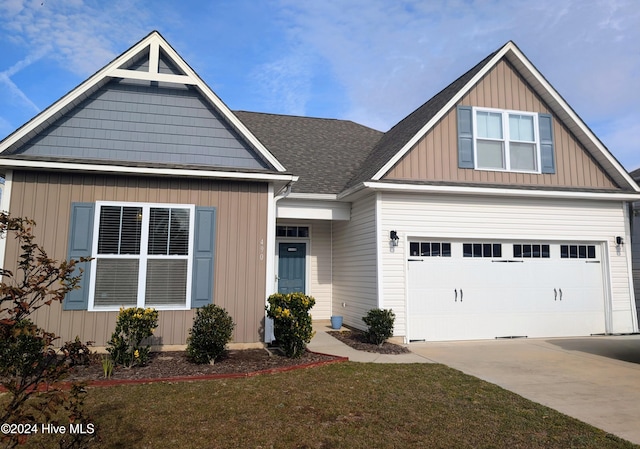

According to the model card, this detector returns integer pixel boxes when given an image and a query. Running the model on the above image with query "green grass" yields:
[12,363,638,448]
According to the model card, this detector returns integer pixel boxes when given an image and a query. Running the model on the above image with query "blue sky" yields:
[1,0,639,171]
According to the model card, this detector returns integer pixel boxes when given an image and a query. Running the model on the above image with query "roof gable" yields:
[0,31,286,174]
[347,41,638,193]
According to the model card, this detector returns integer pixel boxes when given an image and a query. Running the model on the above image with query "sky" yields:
[0,0,639,171]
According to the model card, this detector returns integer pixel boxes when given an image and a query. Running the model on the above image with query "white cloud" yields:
[250,50,314,116]
[275,0,640,143]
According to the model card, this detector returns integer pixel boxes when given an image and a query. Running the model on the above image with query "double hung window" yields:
[474,108,539,172]
[90,202,194,310]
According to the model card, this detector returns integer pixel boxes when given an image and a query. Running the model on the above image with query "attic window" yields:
[457,106,555,174]
[474,108,539,172]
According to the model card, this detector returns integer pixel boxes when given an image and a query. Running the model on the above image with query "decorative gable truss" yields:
[0,31,292,182]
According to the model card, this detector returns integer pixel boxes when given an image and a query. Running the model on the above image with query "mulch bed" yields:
[63,349,343,384]
[328,329,411,354]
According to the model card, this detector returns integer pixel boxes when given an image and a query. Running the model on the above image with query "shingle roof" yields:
[234,50,498,195]
[344,49,499,190]
[234,111,383,194]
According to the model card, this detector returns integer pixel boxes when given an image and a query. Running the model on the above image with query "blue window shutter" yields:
[63,203,94,310]
[539,113,556,174]
[457,106,474,168]
[191,207,216,308]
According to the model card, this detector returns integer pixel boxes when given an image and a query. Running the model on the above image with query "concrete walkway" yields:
[309,325,640,445]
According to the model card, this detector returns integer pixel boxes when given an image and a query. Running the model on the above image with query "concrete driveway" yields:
[409,335,640,445]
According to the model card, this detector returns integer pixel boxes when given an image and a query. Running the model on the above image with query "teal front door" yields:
[278,243,306,294]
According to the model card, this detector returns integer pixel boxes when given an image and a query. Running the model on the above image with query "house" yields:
[631,168,640,325]
[0,31,638,347]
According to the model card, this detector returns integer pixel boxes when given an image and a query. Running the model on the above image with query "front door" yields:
[278,242,306,294]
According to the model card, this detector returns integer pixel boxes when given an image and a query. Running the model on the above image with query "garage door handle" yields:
[559,288,563,301]
[554,288,557,301]
[454,289,457,302]
[460,289,463,302]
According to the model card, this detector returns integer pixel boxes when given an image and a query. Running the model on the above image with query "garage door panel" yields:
[407,240,606,341]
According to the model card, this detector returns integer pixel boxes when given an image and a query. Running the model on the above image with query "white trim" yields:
[88,201,195,311]
[622,202,638,331]
[107,69,195,85]
[276,198,350,220]
[370,41,639,192]
[361,181,640,202]
[286,193,339,200]
[0,31,287,173]
[0,170,12,271]
[0,158,297,182]
[375,192,384,309]
[265,184,277,297]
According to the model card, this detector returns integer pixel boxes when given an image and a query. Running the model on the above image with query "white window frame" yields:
[88,201,196,311]
[472,107,542,174]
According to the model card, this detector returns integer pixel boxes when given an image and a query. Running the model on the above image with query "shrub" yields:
[266,292,315,358]
[61,336,94,367]
[0,213,94,448]
[107,307,158,368]
[186,304,235,364]
[363,308,395,346]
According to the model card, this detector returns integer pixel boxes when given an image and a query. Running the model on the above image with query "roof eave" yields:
[0,158,298,183]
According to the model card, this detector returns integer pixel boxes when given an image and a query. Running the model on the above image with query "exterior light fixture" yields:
[616,236,624,245]
[390,230,399,247]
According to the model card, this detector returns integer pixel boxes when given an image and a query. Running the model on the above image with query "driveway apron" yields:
[409,336,640,445]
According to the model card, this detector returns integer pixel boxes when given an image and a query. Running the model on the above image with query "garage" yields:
[407,240,607,341]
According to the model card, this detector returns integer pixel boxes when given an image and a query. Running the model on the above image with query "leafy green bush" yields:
[61,336,94,367]
[363,308,395,346]
[186,304,235,364]
[266,292,315,358]
[107,307,158,368]
[0,213,94,448]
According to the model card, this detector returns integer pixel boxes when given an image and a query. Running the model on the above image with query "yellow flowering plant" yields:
[266,292,315,358]
[106,307,158,368]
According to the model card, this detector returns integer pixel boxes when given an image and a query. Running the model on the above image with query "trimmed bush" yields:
[186,304,235,364]
[61,336,94,367]
[363,308,395,346]
[266,292,315,358]
[107,307,158,368]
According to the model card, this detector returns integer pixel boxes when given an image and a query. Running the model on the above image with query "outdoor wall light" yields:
[390,230,399,247]
[616,236,624,245]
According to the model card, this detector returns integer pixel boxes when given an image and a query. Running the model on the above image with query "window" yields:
[560,244,596,259]
[276,225,309,238]
[90,202,195,310]
[463,243,502,258]
[474,108,540,172]
[409,242,451,257]
[513,244,550,258]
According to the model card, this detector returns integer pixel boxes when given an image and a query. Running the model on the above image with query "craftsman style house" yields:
[0,31,637,346]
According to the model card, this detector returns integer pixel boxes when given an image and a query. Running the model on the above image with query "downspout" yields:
[264,182,293,343]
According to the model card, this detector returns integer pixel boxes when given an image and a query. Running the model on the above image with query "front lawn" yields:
[16,363,638,448]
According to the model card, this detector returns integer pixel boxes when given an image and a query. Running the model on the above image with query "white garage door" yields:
[407,241,606,341]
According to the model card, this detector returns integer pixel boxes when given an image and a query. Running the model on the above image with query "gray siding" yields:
[13,79,270,170]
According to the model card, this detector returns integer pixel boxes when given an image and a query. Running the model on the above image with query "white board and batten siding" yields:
[379,192,636,340]
[332,194,378,330]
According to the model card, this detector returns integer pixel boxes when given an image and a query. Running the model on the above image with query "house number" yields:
[259,238,264,261]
